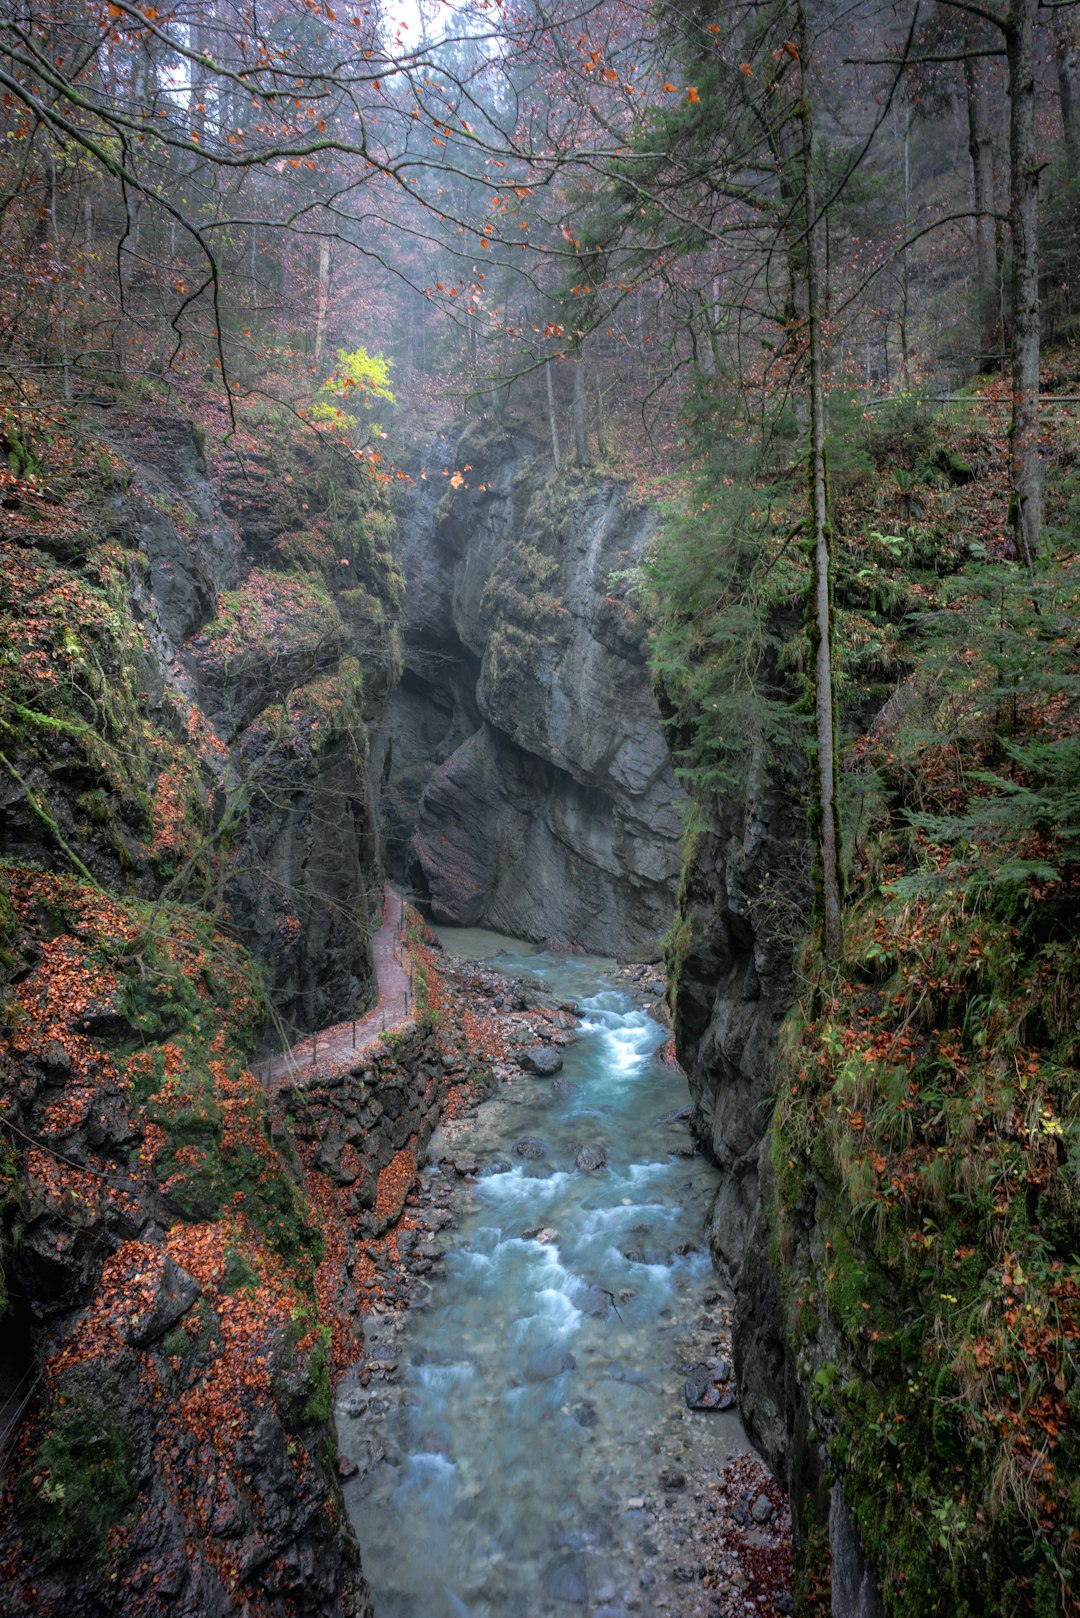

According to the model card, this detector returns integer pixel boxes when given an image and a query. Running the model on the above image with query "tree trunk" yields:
[595,375,607,459]
[1006,0,1041,569]
[314,239,332,368]
[48,153,72,402]
[798,0,843,964]
[965,58,998,292]
[898,105,912,392]
[572,353,588,466]
[545,359,561,469]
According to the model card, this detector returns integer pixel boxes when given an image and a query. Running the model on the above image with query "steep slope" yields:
[0,397,404,1616]
[385,420,686,954]
[662,391,1080,1616]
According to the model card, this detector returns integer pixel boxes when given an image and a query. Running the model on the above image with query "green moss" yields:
[222,1242,259,1293]
[160,1324,193,1359]
[23,1374,137,1560]
[302,1331,334,1425]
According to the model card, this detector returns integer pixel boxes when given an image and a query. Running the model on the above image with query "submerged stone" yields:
[543,1555,589,1605]
[574,1143,608,1172]
[523,1347,576,1382]
[513,1136,546,1159]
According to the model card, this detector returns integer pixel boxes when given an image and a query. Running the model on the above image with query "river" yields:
[337,929,755,1618]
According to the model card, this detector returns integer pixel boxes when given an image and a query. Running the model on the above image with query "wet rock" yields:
[452,1157,479,1177]
[415,1428,452,1457]
[575,1283,614,1316]
[513,1136,546,1160]
[85,1096,138,1152]
[480,1159,512,1176]
[521,1225,559,1244]
[659,1468,686,1491]
[519,1046,563,1076]
[751,1493,774,1525]
[574,1143,608,1172]
[522,1347,576,1382]
[543,1555,588,1605]
[125,1252,201,1347]
[337,1455,359,1479]
[41,1040,71,1086]
[684,1364,737,1411]
[830,1483,885,1618]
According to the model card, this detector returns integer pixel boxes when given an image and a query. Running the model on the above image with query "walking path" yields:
[260,888,414,1090]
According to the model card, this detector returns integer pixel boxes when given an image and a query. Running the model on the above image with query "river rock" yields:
[574,1143,608,1172]
[519,1046,563,1076]
[521,1226,559,1244]
[575,1283,613,1316]
[543,1555,588,1604]
[523,1347,577,1382]
[514,1137,546,1160]
[684,1364,737,1411]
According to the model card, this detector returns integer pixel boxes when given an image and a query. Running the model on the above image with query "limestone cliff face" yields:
[385,422,685,953]
[111,405,399,1042]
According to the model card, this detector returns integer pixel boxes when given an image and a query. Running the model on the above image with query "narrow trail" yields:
[260,887,414,1090]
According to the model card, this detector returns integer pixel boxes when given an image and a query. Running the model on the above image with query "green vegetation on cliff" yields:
[651,373,1079,1615]
[0,384,407,1614]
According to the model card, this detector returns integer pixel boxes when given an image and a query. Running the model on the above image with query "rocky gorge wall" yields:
[1,401,400,1044]
[383,420,686,955]
[0,398,411,1616]
[666,408,1080,1616]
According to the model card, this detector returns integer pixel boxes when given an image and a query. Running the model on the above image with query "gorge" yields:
[2,376,1077,1618]
[1,4,1078,1610]
[0,399,778,1618]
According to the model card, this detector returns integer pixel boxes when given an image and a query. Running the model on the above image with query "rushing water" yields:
[339,930,749,1618]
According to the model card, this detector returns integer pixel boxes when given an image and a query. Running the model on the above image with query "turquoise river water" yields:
[337,930,749,1618]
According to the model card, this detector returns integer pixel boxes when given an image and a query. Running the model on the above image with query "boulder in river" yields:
[514,1137,547,1160]
[574,1143,608,1172]
[522,1226,560,1244]
[519,1046,564,1077]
